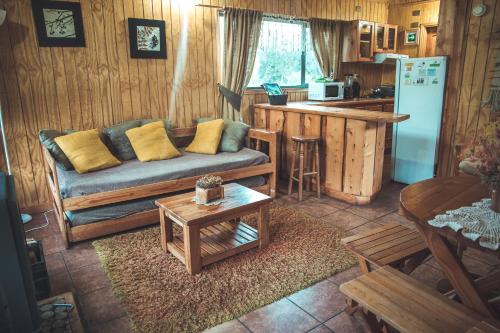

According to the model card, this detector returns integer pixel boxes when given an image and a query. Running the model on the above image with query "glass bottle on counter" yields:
[344,74,354,99]
[352,74,361,98]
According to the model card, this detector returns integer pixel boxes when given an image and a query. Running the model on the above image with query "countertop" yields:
[305,97,394,107]
[253,102,408,123]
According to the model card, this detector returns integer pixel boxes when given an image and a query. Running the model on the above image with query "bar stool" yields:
[288,135,321,201]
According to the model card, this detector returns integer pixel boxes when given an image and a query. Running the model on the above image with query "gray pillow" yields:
[198,118,250,153]
[102,120,142,161]
[38,129,73,170]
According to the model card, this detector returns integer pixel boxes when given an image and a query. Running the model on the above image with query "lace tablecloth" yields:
[428,198,500,251]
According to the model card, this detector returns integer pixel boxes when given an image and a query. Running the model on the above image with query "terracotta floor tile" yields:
[288,279,346,322]
[71,262,112,295]
[204,319,251,333]
[239,298,320,333]
[465,248,500,266]
[373,212,416,229]
[321,210,370,231]
[307,196,351,210]
[409,263,444,289]
[45,252,67,276]
[346,222,384,236]
[461,255,494,276]
[49,269,74,297]
[40,233,67,255]
[324,311,369,333]
[328,267,361,286]
[344,203,398,221]
[88,316,133,333]
[307,324,334,333]
[63,243,101,272]
[294,200,344,218]
[80,287,127,325]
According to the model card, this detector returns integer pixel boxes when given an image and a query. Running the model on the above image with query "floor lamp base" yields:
[21,213,32,224]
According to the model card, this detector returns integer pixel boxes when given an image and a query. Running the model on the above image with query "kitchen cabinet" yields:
[374,23,398,53]
[342,20,375,62]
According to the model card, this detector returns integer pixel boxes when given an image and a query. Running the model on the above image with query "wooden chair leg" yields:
[305,143,311,192]
[358,256,371,273]
[288,141,297,196]
[345,298,359,316]
[298,142,305,201]
[315,141,321,199]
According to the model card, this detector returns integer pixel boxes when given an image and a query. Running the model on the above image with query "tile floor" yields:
[24,182,500,333]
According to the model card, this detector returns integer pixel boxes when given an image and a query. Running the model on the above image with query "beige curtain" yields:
[310,18,343,78]
[219,8,262,122]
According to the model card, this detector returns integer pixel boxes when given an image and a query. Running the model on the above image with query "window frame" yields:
[219,12,318,90]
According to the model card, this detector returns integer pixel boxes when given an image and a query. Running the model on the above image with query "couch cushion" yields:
[186,119,225,155]
[102,120,142,161]
[39,129,74,170]
[126,121,181,162]
[57,148,269,199]
[198,118,250,153]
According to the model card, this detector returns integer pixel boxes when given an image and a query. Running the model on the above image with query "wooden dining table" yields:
[400,175,500,319]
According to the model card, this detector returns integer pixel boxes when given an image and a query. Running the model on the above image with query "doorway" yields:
[418,24,438,57]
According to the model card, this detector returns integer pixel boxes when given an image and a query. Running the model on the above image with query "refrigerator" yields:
[392,56,447,184]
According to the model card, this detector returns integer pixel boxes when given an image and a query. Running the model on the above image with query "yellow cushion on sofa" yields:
[125,121,181,162]
[54,129,121,174]
[186,119,225,155]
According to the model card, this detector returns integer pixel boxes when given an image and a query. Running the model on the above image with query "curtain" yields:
[309,18,343,79]
[219,8,262,122]
[482,48,500,114]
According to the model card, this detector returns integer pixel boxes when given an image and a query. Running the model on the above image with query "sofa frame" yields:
[43,127,278,248]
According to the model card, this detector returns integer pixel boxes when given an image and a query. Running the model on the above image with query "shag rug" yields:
[93,203,357,333]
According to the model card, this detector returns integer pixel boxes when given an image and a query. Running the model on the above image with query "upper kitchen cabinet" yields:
[374,23,398,53]
[342,20,375,62]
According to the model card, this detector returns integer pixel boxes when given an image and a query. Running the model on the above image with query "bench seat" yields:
[339,266,490,333]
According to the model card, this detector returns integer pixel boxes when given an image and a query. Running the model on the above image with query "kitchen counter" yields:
[253,102,407,123]
[253,102,409,205]
[305,97,394,108]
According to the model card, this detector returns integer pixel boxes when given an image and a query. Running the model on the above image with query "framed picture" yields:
[128,18,167,59]
[31,0,85,47]
[404,29,419,45]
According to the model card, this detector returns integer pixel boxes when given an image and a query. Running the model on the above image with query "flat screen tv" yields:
[0,172,40,333]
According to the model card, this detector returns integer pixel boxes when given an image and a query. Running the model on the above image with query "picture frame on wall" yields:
[31,0,85,47]
[404,29,419,45]
[128,18,167,59]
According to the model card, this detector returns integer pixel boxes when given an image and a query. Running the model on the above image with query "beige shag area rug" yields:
[93,203,357,333]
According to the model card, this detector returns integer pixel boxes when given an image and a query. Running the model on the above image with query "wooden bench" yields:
[339,266,499,333]
[341,223,429,274]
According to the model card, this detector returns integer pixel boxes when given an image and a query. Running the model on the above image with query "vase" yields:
[195,186,224,204]
[492,189,500,213]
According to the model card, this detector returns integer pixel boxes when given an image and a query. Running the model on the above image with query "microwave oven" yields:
[308,82,344,101]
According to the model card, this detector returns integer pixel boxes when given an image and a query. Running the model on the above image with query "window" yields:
[219,15,323,89]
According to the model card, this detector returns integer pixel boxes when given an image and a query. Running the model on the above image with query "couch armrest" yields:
[248,128,278,143]
[248,128,279,198]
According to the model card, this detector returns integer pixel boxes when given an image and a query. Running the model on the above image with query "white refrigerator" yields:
[392,56,447,184]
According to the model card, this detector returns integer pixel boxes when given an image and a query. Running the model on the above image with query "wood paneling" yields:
[436,0,499,176]
[0,0,389,210]
[388,0,440,58]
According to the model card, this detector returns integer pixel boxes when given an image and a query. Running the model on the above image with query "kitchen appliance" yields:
[373,53,409,64]
[308,81,344,101]
[369,84,395,98]
[392,56,447,184]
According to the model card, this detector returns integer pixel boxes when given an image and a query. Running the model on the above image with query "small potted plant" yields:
[464,122,500,212]
[195,175,224,204]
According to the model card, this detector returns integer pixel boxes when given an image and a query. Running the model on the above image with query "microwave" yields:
[308,81,344,101]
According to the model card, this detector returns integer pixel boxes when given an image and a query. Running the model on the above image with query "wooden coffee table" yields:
[155,183,272,275]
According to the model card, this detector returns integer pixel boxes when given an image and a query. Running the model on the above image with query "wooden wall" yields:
[436,0,499,176]
[388,0,440,58]
[0,0,389,210]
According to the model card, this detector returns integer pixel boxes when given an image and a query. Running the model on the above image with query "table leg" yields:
[258,204,270,249]
[159,209,173,253]
[183,225,201,275]
[416,224,495,318]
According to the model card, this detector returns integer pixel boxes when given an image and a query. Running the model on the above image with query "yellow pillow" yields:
[125,121,181,162]
[186,119,225,155]
[54,129,121,174]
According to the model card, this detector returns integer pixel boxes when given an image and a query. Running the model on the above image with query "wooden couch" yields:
[43,127,278,248]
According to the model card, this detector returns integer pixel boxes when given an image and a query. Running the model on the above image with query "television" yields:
[0,172,40,333]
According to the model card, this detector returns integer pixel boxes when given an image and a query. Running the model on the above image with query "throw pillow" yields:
[186,119,225,155]
[125,121,181,162]
[102,120,142,160]
[38,129,74,170]
[198,118,250,153]
[54,129,121,174]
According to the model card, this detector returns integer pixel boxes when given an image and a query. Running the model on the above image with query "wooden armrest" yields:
[42,146,56,173]
[248,128,279,143]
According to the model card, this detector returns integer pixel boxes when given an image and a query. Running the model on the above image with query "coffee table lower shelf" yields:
[166,221,259,267]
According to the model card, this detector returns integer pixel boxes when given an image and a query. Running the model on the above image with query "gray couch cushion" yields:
[57,148,269,199]
[102,120,143,161]
[39,129,74,170]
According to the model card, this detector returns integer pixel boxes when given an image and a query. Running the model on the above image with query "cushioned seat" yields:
[57,148,269,199]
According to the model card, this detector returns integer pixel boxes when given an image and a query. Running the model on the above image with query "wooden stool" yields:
[288,135,321,201]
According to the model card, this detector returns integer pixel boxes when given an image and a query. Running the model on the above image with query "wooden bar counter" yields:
[253,102,409,205]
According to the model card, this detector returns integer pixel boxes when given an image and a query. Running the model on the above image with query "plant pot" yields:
[195,186,224,204]
[491,189,500,213]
